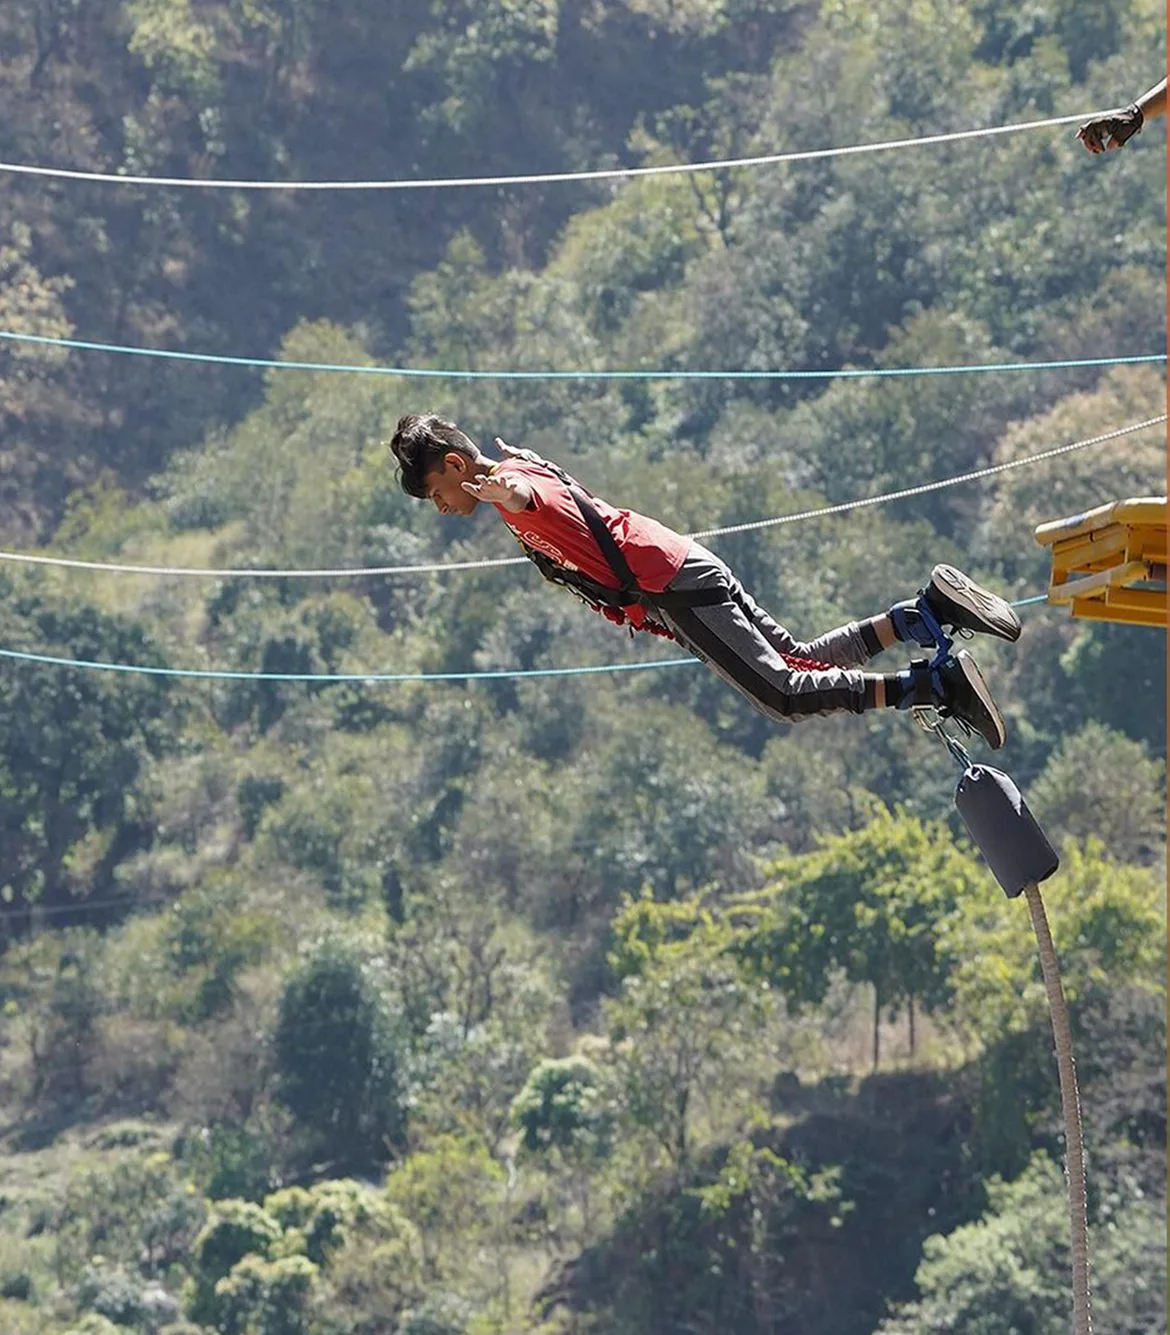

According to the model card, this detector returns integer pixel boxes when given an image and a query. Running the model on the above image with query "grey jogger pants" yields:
[655,543,877,723]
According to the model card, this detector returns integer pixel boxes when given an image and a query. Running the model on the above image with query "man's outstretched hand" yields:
[1077,104,1144,153]
[461,469,532,512]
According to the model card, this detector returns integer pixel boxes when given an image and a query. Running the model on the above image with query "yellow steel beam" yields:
[1069,597,1167,627]
[1035,497,1167,628]
[1047,561,1152,602]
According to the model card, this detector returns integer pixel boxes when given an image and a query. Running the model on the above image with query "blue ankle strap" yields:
[894,655,955,710]
[916,596,950,656]
[889,602,921,645]
[890,596,952,653]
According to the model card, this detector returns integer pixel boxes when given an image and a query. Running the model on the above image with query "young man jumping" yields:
[389,414,1020,748]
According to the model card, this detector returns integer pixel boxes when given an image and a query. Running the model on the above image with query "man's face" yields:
[424,453,478,517]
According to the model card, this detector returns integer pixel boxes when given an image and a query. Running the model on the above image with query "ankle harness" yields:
[894,605,958,711]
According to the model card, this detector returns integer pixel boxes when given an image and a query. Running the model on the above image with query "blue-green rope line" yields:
[1,329,1163,381]
[0,596,1052,683]
[0,645,697,682]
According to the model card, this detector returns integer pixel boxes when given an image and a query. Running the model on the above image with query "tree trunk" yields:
[872,983,881,1070]
[909,994,916,1057]
[675,1086,689,1173]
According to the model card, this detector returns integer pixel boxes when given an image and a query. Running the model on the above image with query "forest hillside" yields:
[0,2,1164,1334]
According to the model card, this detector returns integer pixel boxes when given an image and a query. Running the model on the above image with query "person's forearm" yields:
[1134,77,1167,122]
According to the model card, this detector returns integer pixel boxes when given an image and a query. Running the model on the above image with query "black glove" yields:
[1077,103,1144,153]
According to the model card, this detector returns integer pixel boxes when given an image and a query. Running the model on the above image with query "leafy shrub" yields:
[213,1253,318,1335]
[187,1199,284,1326]
[512,1055,615,1160]
[264,1178,419,1268]
[54,1153,205,1287]
[76,1261,145,1326]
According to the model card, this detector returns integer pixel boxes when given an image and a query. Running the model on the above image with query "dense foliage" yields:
[0,2,1164,1333]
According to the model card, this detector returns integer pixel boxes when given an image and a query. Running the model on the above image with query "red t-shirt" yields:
[491,459,690,594]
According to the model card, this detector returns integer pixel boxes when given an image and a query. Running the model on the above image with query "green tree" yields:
[268,1179,425,1333]
[774,309,1037,533]
[979,366,1166,588]
[946,840,1166,1040]
[0,221,74,437]
[559,702,777,922]
[384,1134,505,1282]
[632,73,769,246]
[189,1182,423,1334]
[187,1198,285,1327]
[1053,0,1128,79]
[273,942,407,1173]
[405,0,559,137]
[1028,721,1165,863]
[549,174,708,339]
[411,977,557,1154]
[0,928,110,1106]
[997,617,1166,782]
[254,773,389,910]
[124,0,220,100]
[737,810,984,1067]
[216,1253,318,1335]
[605,894,773,1178]
[264,1179,419,1270]
[512,1054,615,1158]
[1061,621,1167,757]
[54,1149,206,1288]
[0,586,176,925]
[691,1139,848,1333]
[512,1052,616,1237]
[165,876,279,1020]
[1075,984,1166,1198]
[62,1317,129,1335]
[879,1152,1166,1335]
[207,588,385,735]
[382,887,560,1155]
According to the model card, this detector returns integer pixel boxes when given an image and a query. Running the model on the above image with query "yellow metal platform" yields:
[1034,496,1167,627]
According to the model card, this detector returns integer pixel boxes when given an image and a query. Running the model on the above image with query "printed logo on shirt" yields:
[517,530,578,570]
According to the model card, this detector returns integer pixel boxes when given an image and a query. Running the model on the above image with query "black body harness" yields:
[508,459,727,633]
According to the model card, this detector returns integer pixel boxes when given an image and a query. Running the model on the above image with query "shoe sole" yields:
[930,565,1022,642]
[954,651,1006,750]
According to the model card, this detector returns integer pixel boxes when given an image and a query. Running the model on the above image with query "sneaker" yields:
[924,564,1021,643]
[934,650,1006,750]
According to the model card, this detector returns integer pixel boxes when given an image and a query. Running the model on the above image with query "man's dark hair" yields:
[387,413,478,498]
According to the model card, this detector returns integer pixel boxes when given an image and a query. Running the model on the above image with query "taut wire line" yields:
[0,112,1098,192]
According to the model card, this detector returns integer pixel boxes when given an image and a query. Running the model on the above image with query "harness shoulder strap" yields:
[568,486,638,594]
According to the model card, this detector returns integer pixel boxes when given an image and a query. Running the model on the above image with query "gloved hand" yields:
[1077,104,1144,153]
